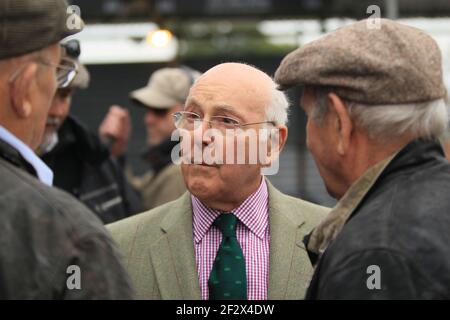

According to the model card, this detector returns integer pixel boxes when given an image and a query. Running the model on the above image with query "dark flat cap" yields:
[275,19,446,105]
[0,0,84,60]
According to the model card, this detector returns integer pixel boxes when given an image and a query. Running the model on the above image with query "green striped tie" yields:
[208,213,247,300]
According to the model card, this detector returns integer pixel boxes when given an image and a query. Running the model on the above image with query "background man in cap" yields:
[108,62,328,300]
[0,0,132,298]
[38,40,142,224]
[276,18,450,299]
[100,67,200,210]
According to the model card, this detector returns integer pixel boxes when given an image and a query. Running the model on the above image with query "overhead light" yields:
[146,29,173,48]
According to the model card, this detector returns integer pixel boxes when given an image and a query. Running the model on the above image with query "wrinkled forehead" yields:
[187,67,271,118]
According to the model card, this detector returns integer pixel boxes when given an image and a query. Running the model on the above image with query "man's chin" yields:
[324,183,343,200]
[189,186,215,203]
[185,176,216,198]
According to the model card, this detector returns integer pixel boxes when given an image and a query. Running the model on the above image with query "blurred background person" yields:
[37,39,142,224]
[100,67,201,210]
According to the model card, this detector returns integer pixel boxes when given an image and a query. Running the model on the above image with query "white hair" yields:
[312,87,449,142]
[266,81,290,126]
[347,99,448,141]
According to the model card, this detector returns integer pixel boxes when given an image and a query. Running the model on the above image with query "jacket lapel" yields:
[149,193,201,299]
[148,181,314,300]
[267,182,313,299]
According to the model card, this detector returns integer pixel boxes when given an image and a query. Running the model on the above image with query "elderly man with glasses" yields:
[0,0,132,299]
[108,62,329,300]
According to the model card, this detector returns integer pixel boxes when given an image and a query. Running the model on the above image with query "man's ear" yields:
[10,63,38,119]
[328,92,353,156]
[262,125,288,167]
[275,125,288,154]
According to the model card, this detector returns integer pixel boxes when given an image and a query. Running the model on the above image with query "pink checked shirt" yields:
[192,178,270,300]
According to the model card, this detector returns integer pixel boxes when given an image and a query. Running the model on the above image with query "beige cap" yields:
[130,67,201,109]
[69,61,90,89]
[275,18,446,105]
[60,46,90,89]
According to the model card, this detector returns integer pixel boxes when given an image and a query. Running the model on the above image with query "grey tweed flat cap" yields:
[275,18,446,105]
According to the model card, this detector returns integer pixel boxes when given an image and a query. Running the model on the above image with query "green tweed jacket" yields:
[107,181,329,299]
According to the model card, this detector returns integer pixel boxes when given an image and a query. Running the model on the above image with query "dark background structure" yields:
[69,0,450,206]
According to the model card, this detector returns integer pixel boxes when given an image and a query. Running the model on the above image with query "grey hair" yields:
[440,93,450,141]
[266,82,290,126]
[312,87,449,142]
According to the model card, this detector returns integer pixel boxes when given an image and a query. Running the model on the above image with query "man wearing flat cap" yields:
[276,18,450,299]
[0,0,132,299]
[100,67,200,210]
[38,40,142,224]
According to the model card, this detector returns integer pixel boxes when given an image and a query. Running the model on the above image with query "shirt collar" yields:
[192,178,269,243]
[0,126,53,186]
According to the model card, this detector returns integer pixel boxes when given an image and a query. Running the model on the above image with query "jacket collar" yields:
[50,116,109,165]
[142,138,178,174]
[305,138,444,260]
[0,126,53,185]
[379,138,445,180]
[306,154,394,257]
[149,179,311,299]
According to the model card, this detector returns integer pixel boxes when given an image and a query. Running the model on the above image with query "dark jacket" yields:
[0,139,133,299]
[41,116,142,224]
[130,138,186,210]
[305,139,450,299]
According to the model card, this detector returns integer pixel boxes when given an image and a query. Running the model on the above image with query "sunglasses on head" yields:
[63,39,81,59]
[132,99,170,116]
[148,108,170,116]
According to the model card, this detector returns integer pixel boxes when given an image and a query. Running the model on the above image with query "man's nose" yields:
[196,119,214,145]
[145,111,157,124]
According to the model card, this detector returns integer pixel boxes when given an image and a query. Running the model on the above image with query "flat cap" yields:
[61,40,90,89]
[131,67,201,109]
[0,0,84,60]
[275,18,446,105]
[67,59,90,89]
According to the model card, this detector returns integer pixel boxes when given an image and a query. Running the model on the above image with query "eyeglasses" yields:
[173,111,276,132]
[57,58,78,88]
[8,57,78,89]
[39,57,78,88]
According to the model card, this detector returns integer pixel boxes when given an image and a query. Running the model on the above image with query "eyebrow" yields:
[214,104,236,113]
[185,98,201,110]
[186,98,242,119]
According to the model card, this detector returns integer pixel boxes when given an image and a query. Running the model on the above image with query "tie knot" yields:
[214,213,238,238]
